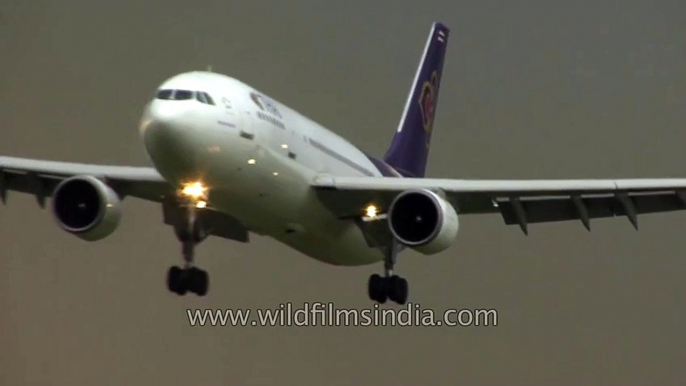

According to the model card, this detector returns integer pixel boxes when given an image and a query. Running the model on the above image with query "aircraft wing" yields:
[0,156,249,242]
[312,175,686,233]
[0,156,170,203]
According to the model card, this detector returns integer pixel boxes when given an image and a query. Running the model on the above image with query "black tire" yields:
[377,286,388,304]
[178,270,189,296]
[166,266,178,292]
[167,266,187,295]
[186,267,199,294]
[393,277,409,305]
[192,269,209,296]
[368,274,388,303]
[368,274,382,302]
[388,276,399,303]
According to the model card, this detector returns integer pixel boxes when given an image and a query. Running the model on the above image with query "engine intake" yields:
[388,189,458,255]
[51,176,122,241]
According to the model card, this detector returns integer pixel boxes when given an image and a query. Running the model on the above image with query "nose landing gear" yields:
[166,190,210,296]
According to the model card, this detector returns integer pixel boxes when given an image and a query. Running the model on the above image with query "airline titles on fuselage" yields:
[251,91,286,130]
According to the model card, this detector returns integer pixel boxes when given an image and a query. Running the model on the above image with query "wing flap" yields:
[0,168,61,198]
[312,175,686,231]
[497,192,685,231]
[313,175,686,195]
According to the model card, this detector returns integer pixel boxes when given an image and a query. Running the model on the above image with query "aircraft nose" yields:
[139,100,202,182]
[140,100,188,134]
[140,101,193,150]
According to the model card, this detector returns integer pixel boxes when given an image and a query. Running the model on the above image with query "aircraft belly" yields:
[205,147,382,266]
[149,120,384,267]
[273,222,385,266]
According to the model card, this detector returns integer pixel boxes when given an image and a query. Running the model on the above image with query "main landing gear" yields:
[367,239,409,305]
[166,204,210,296]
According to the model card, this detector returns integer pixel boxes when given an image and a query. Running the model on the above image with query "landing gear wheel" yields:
[368,274,388,304]
[166,266,209,296]
[167,266,187,295]
[198,269,209,296]
[367,274,409,304]
[188,267,209,296]
[388,276,409,305]
[367,239,410,304]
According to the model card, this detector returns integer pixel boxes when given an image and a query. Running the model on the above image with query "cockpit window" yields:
[173,90,193,100]
[195,91,216,105]
[157,89,173,100]
[156,89,215,106]
[203,92,215,105]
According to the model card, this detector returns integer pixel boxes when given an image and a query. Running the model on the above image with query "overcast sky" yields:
[1,1,685,385]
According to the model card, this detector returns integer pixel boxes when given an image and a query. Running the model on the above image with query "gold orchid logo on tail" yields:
[418,71,439,148]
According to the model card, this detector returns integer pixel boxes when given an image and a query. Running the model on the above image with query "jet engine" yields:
[388,189,458,255]
[51,176,122,241]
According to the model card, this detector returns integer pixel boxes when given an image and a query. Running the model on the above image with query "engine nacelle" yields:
[51,176,122,241]
[388,189,458,255]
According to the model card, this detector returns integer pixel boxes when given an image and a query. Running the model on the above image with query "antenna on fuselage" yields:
[207,64,213,72]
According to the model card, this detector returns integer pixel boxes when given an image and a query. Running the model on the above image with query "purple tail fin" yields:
[383,22,450,178]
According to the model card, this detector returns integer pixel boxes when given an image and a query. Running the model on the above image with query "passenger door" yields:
[220,96,253,139]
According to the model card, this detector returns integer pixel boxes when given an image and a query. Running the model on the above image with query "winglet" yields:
[383,22,450,178]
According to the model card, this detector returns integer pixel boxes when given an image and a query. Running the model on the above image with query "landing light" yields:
[196,200,207,209]
[273,172,279,176]
[365,205,379,219]
[281,144,288,149]
[361,204,387,222]
[181,182,207,198]
[247,158,257,165]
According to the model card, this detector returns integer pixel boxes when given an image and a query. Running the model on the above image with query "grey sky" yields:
[1,1,685,384]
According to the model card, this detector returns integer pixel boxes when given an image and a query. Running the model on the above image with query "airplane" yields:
[3,22,686,305]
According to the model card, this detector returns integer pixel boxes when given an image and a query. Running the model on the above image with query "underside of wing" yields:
[0,156,170,203]
[312,175,686,233]
[0,156,249,243]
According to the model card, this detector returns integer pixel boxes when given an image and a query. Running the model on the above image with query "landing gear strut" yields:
[367,238,409,304]
[166,204,209,296]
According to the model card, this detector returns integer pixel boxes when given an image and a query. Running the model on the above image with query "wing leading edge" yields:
[312,175,686,233]
[0,156,170,203]
[0,156,249,242]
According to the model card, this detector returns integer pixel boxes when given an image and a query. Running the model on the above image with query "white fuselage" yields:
[139,71,385,266]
